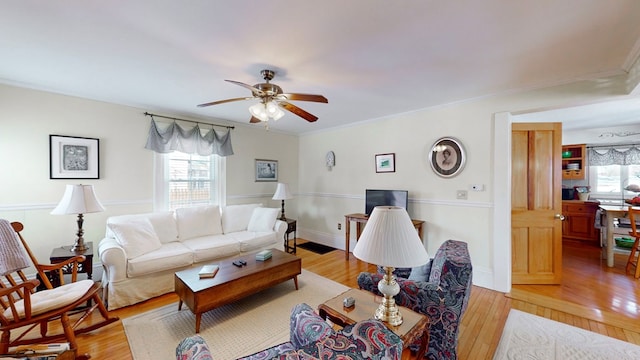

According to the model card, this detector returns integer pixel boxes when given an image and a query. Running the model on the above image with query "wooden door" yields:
[511,122,563,284]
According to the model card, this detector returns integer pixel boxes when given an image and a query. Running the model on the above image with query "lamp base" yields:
[279,199,287,221]
[71,238,88,253]
[375,266,403,326]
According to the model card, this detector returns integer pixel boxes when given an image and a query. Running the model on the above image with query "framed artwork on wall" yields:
[49,135,100,179]
[255,159,278,182]
[429,137,465,178]
[375,153,395,173]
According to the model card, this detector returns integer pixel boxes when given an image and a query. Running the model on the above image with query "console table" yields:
[344,213,425,260]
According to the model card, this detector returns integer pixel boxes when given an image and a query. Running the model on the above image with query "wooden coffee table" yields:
[318,288,429,359]
[174,249,301,333]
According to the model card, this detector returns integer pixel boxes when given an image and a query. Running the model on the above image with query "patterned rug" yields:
[123,270,349,360]
[493,309,640,359]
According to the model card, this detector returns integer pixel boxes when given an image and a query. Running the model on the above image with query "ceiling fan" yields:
[197,69,328,123]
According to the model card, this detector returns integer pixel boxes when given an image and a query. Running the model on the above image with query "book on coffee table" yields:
[256,250,272,261]
[199,265,219,279]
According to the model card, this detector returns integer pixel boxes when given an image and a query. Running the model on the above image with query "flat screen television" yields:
[365,189,409,216]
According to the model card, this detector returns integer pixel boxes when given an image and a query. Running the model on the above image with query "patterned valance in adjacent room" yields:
[588,145,640,166]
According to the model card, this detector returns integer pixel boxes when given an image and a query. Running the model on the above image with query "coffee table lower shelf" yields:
[317,288,429,359]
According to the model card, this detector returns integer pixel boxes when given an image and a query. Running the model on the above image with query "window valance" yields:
[588,146,640,166]
[145,119,234,156]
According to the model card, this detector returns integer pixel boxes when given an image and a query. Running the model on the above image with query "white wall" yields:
[0,83,299,273]
[297,73,639,292]
[2,69,638,292]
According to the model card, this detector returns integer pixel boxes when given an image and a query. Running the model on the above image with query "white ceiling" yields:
[2,1,640,134]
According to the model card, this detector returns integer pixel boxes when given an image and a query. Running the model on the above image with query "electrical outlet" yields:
[456,190,468,200]
[338,223,341,230]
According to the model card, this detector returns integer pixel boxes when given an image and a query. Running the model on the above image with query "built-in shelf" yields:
[562,144,586,180]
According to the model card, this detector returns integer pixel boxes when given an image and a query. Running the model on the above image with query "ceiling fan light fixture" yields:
[249,102,269,122]
[249,101,284,122]
[272,106,285,121]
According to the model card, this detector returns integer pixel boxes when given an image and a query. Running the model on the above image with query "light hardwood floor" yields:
[74,240,640,359]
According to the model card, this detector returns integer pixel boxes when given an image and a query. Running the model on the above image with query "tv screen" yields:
[365,189,409,215]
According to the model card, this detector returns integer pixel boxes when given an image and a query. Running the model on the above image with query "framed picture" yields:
[429,137,465,178]
[375,153,395,173]
[50,135,100,179]
[255,159,278,182]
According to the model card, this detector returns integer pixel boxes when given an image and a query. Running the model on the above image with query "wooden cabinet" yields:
[562,144,586,180]
[562,201,599,243]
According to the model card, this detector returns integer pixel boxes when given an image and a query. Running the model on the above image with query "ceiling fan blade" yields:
[249,116,262,123]
[279,101,318,122]
[197,97,253,107]
[281,93,328,103]
[225,80,265,96]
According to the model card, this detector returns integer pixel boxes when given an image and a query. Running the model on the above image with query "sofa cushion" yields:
[221,203,262,234]
[106,211,178,244]
[181,235,241,263]
[231,231,278,252]
[176,205,223,241]
[126,242,193,277]
[247,207,280,232]
[108,218,163,259]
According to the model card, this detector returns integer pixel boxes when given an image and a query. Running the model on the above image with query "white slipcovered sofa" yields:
[98,203,286,310]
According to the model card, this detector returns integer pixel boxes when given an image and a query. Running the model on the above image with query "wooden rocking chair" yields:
[0,220,119,358]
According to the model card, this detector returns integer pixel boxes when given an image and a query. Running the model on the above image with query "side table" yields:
[284,218,297,254]
[48,241,94,287]
[318,288,429,358]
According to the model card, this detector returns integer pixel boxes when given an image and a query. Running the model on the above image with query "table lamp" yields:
[51,184,105,252]
[353,206,429,326]
[272,183,292,220]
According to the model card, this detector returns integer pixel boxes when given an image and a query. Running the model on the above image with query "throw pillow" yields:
[108,218,162,259]
[221,203,262,234]
[408,260,433,282]
[247,207,280,232]
[176,205,222,240]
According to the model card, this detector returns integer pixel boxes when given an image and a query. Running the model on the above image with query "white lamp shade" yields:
[51,184,105,215]
[272,183,293,200]
[353,206,429,268]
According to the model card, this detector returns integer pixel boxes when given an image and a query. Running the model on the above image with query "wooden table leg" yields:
[195,313,202,333]
[345,217,351,260]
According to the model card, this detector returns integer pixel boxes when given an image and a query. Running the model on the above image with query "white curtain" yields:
[144,119,234,156]
[588,146,640,166]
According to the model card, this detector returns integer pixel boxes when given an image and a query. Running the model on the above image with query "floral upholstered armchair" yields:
[357,239,473,360]
[176,303,403,360]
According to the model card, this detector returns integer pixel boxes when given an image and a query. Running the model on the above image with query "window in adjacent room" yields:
[154,151,225,210]
[589,164,640,199]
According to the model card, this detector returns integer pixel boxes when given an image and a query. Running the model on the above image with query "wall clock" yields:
[326,151,335,169]
[429,137,465,178]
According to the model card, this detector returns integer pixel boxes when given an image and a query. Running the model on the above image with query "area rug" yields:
[297,242,336,254]
[493,309,640,359]
[123,269,349,360]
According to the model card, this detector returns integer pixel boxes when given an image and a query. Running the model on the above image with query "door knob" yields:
[555,214,565,221]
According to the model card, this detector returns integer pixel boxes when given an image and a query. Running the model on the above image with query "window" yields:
[154,152,225,210]
[589,164,640,199]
